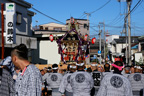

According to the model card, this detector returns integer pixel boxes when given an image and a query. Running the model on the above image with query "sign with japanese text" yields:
[5,3,16,44]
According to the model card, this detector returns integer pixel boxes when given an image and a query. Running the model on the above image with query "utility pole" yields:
[125,20,128,65]
[98,25,102,64]
[99,21,106,63]
[84,12,90,34]
[84,12,90,64]
[1,3,4,59]
[127,0,132,66]
[103,21,106,62]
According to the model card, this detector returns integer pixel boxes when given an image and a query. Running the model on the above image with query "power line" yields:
[121,0,143,35]
[108,2,127,26]
[130,0,144,14]
[31,7,65,25]
[91,24,124,29]
[79,0,111,19]
[107,13,121,25]
[124,0,143,20]
[90,26,99,32]
[79,13,85,18]
[90,0,111,14]
[107,1,122,25]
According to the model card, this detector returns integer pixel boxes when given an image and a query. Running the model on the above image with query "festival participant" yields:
[128,66,144,96]
[47,67,52,96]
[0,65,15,96]
[59,63,77,96]
[41,67,53,96]
[41,69,48,96]
[123,66,131,78]
[87,67,92,73]
[91,62,97,72]
[70,61,94,96]
[47,64,63,96]
[11,44,42,96]
[130,66,135,74]
[0,56,15,75]
[96,61,133,96]
[97,65,104,72]
[0,56,19,80]
[47,67,52,73]
[92,65,103,96]
[103,63,111,76]
[90,62,98,96]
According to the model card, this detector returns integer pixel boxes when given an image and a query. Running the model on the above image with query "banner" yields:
[5,3,16,44]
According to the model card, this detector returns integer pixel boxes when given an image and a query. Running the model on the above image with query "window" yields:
[45,27,48,30]
[40,26,43,30]
[16,12,22,24]
[87,24,89,30]
[54,27,62,31]
[84,24,87,28]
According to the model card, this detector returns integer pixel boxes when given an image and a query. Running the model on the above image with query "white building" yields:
[33,23,67,64]
[106,35,140,62]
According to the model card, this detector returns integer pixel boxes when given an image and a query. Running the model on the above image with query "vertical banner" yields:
[5,3,16,44]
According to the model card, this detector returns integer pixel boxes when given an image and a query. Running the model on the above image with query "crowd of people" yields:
[41,61,144,96]
[0,43,144,96]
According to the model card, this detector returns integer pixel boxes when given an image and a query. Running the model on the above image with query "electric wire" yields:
[31,7,65,25]
[90,0,111,14]
[79,0,112,19]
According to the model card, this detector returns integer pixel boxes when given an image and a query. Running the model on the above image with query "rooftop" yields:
[39,23,67,27]
[66,18,87,21]
[9,0,32,8]
[113,36,139,44]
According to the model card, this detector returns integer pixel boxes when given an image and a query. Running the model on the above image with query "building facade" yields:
[33,23,67,64]
[107,35,140,62]
[66,19,89,36]
[0,0,37,61]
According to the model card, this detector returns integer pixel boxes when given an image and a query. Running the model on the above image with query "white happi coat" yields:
[47,73,63,96]
[42,73,52,90]
[59,73,73,95]
[70,71,94,96]
[96,73,133,96]
[128,73,144,96]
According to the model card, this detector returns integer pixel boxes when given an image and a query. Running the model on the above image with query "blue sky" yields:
[25,0,144,37]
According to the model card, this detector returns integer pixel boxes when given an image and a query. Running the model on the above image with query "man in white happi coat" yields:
[128,66,144,96]
[96,61,133,96]
[123,66,130,78]
[42,67,53,96]
[103,63,112,76]
[47,64,63,96]
[70,61,94,96]
[59,64,77,96]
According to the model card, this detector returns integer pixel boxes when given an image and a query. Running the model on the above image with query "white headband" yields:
[134,66,142,69]
[47,69,52,71]
[52,67,58,70]
[70,65,77,69]
[91,64,98,66]
[76,63,84,66]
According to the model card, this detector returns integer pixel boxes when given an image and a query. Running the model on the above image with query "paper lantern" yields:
[84,34,88,41]
[49,34,53,42]
[92,38,96,44]
[62,49,66,54]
